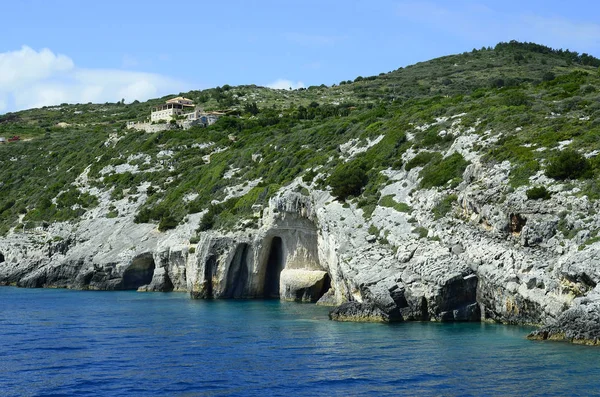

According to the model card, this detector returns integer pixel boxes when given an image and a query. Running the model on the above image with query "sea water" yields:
[1,287,599,396]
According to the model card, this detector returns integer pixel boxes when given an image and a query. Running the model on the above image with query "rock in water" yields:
[279,269,329,302]
[329,301,403,323]
[528,298,600,346]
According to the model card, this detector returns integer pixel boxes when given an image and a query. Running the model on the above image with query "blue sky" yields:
[1,0,599,112]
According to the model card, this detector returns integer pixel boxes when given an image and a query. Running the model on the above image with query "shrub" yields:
[302,169,318,184]
[328,160,368,201]
[542,71,556,82]
[545,149,591,180]
[419,153,469,189]
[432,194,458,219]
[526,186,551,200]
[405,151,442,171]
[379,195,412,213]
[413,226,429,238]
[158,215,178,231]
[198,207,217,231]
[368,224,379,235]
[510,160,540,188]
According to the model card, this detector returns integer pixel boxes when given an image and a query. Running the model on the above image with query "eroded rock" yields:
[329,301,401,323]
[279,269,329,302]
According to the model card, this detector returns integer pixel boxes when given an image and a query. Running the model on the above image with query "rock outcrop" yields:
[2,138,600,346]
[528,290,600,345]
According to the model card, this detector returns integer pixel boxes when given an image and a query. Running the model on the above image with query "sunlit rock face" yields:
[188,192,331,303]
[2,156,600,342]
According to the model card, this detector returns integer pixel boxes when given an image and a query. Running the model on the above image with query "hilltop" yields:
[1,41,600,344]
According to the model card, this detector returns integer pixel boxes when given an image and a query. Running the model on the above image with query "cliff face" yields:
[2,140,600,343]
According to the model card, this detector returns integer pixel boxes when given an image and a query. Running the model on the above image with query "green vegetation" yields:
[405,152,442,171]
[1,41,600,235]
[413,226,429,238]
[545,150,591,180]
[328,160,369,201]
[368,224,380,236]
[432,194,458,219]
[419,153,469,189]
[379,195,412,213]
[526,186,552,200]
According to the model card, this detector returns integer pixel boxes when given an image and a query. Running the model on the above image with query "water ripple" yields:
[1,287,600,396]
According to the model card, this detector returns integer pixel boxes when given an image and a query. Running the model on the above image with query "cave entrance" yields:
[264,236,284,299]
[204,255,216,298]
[223,244,249,299]
[0,252,4,263]
[509,213,526,234]
[122,255,155,290]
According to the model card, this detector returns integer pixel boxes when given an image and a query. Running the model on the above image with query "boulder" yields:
[279,269,329,302]
[137,267,174,292]
[329,301,402,323]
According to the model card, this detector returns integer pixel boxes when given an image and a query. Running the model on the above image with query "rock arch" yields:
[0,252,4,263]
[203,255,216,298]
[121,254,155,290]
[263,237,284,298]
[223,243,250,298]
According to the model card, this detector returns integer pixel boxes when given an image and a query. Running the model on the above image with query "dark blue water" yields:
[1,288,599,396]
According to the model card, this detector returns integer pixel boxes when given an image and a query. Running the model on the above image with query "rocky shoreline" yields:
[2,141,600,346]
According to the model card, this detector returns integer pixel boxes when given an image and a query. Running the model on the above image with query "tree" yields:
[244,102,259,116]
[328,160,368,201]
[542,71,556,82]
[158,215,178,231]
[545,150,591,180]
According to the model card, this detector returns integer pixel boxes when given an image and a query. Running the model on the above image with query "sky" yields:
[1,0,599,113]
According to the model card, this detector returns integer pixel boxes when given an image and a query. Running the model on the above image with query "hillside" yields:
[1,41,600,344]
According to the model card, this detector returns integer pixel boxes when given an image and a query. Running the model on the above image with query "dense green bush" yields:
[545,149,591,180]
[526,186,551,200]
[328,160,368,200]
[419,153,469,188]
[413,226,429,238]
[158,215,178,231]
[405,151,442,171]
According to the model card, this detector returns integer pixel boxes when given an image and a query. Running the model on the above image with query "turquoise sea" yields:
[1,287,599,396]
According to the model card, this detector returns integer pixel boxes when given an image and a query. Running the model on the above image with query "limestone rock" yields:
[279,269,329,302]
[3,144,600,346]
[528,300,600,345]
[138,267,174,292]
[329,301,401,323]
[316,287,337,306]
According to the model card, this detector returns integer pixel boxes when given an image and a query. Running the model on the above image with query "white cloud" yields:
[0,46,188,112]
[0,46,74,91]
[266,79,305,90]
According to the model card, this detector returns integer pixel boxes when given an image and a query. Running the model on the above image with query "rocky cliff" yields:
[2,126,600,345]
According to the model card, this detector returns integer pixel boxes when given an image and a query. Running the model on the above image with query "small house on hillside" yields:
[127,98,224,132]
[151,97,195,122]
[0,137,5,144]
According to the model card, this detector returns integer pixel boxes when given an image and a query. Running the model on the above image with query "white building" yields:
[128,96,225,132]
[150,97,195,122]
